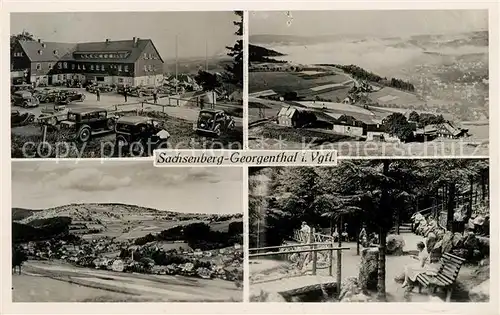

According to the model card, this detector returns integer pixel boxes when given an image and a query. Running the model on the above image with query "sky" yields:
[250,10,488,37]
[10,12,239,60]
[11,161,242,214]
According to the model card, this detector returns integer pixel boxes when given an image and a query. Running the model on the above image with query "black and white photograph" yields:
[10,11,243,158]
[248,10,489,156]
[11,161,243,302]
[248,159,490,302]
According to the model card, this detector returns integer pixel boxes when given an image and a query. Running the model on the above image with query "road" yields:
[14,260,242,302]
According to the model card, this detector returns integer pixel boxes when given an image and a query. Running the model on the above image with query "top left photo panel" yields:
[10,11,243,159]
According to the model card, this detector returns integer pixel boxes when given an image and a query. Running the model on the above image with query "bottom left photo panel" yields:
[11,160,244,302]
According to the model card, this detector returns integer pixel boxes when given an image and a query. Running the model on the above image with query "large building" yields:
[11,37,164,87]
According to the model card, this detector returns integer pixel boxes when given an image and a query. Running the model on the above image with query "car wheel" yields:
[130,141,145,156]
[22,101,28,108]
[80,94,86,101]
[77,125,92,142]
[215,125,221,137]
[49,117,58,127]
[28,115,35,123]
[106,118,116,131]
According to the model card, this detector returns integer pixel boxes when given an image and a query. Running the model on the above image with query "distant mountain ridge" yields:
[12,203,242,224]
[250,30,488,47]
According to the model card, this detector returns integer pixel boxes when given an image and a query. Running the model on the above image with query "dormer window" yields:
[38,50,43,55]
[63,62,68,69]
[99,54,103,58]
[41,43,46,48]
[144,53,148,59]
[53,50,58,56]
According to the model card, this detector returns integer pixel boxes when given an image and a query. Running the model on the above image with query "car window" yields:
[98,111,107,119]
[152,120,161,128]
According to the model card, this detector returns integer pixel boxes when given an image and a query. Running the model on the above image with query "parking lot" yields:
[11,87,244,157]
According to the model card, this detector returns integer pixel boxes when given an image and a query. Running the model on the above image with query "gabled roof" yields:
[18,38,163,64]
[18,41,76,62]
[278,106,298,118]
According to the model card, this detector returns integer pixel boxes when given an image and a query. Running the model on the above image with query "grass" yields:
[249,71,349,94]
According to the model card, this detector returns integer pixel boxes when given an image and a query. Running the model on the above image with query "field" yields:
[249,71,350,94]
[14,260,242,302]
[368,87,425,106]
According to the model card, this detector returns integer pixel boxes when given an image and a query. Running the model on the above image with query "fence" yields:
[249,227,349,297]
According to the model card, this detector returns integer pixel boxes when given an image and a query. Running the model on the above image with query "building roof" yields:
[277,106,298,118]
[415,122,465,136]
[18,38,163,64]
[18,41,76,62]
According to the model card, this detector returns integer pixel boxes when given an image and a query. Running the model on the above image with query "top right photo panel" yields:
[248,10,489,157]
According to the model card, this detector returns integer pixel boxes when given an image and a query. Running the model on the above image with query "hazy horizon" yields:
[250,10,488,38]
[12,161,242,214]
[11,12,240,60]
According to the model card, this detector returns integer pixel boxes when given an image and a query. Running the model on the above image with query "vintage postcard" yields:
[248,10,489,157]
[11,161,243,302]
[10,11,243,158]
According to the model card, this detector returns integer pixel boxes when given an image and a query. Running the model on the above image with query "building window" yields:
[149,53,152,59]
[78,64,81,70]
[82,65,86,70]
[101,65,105,71]
[53,50,58,56]
[91,65,94,71]
[71,64,75,70]
[144,65,148,72]
[38,50,43,55]
[48,63,53,70]
[58,75,61,80]
[148,65,153,72]
[36,63,41,70]
[63,62,68,69]
[118,65,122,72]
[144,53,148,59]
[58,63,63,69]
[99,54,103,58]
[124,65,129,72]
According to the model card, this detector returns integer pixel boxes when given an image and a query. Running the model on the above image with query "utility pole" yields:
[205,39,208,71]
[175,34,178,95]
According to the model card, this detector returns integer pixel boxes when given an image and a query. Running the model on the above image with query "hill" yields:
[249,44,286,63]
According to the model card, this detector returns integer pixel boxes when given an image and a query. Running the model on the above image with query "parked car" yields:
[86,84,114,93]
[11,110,35,127]
[33,88,60,103]
[11,91,40,108]
[59,107,118,142]
[11,83,33,94]
[114,116,170,156]
[38,104,69,127]
[193,109,235,137]
[55,90,86,104]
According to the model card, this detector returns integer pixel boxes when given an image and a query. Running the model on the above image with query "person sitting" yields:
[401,241,430,288]
[359,226,368,247]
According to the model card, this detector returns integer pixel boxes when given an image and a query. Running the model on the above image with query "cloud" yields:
[55,168,131,192]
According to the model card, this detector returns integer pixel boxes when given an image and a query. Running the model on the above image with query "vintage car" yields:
[193,109,235,137]
[11,83,33,94]
[114,116,170,156]
[11,110,35,127]
[59,107,118,142]
[33,88,60,103]
[11,91,40,108]
[55,90,86,104]
[86,83,114,93]
[38,104,69,127]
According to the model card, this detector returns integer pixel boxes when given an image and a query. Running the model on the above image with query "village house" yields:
[277,106,317,128]
[414,122,469,140]
[11,37,164,87]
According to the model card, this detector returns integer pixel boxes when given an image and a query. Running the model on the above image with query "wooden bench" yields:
[415,252,466,301]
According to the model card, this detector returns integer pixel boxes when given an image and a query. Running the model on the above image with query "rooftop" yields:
[117,116,150,125]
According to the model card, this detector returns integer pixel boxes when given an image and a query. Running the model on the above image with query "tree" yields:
[10,31,35,53]
[194,70,222,92]
[224,11,243,89]
[382,113,414,142]
[408,111,420,122]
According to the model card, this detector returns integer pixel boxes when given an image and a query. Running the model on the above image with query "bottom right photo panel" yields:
[248,159,490,303]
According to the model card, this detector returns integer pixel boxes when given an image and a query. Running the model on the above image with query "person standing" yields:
[124,88,128,102]
[96,88,101,101]
[300,221,312,272]
[153,89,158,104]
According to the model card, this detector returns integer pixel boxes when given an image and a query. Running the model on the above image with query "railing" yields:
[249,228,349,298]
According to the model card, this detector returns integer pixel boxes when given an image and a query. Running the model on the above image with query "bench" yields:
[415,252,466,301]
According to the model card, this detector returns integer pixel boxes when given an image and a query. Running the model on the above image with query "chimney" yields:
[38,39,41,43]
[134,37,140,47]
[106,39,110,45]
[132,37,136,45]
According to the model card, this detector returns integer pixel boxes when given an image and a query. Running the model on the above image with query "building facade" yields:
[11,37,164,87]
